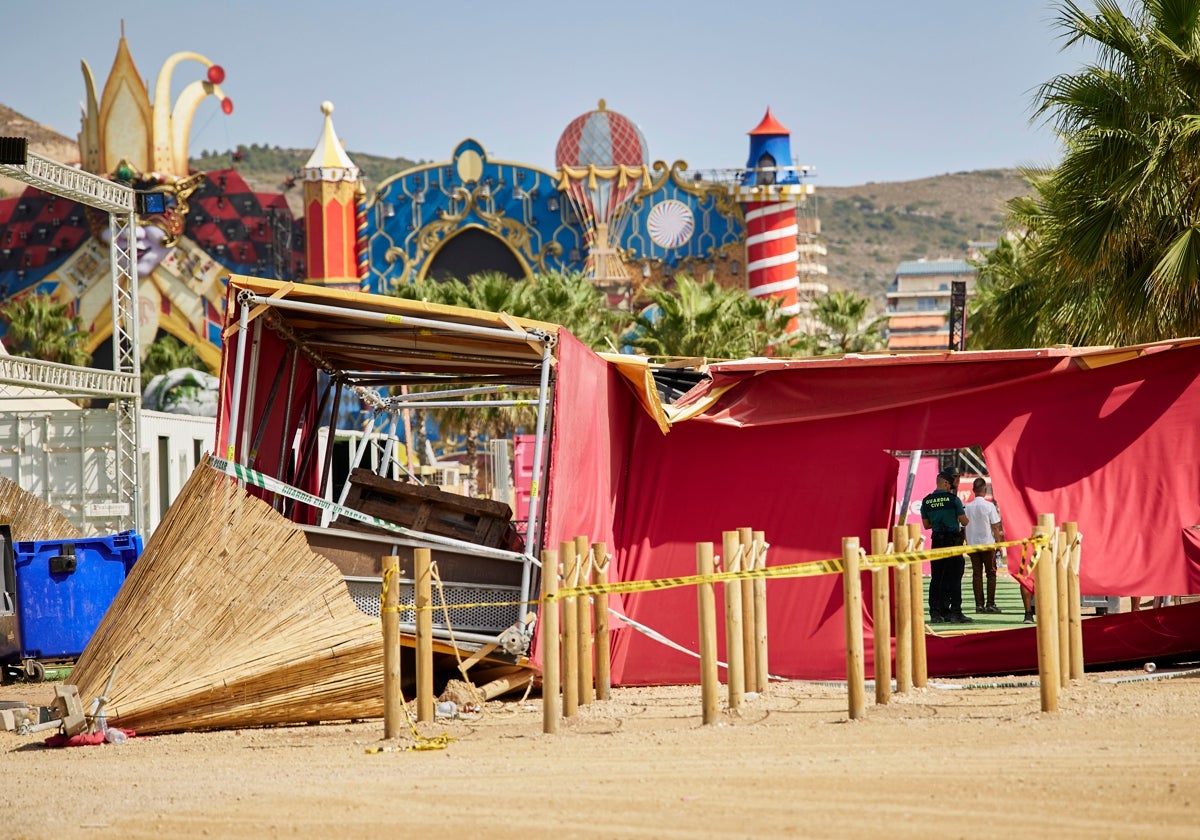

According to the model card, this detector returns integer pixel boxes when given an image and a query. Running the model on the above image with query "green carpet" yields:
[921,571,1030,632]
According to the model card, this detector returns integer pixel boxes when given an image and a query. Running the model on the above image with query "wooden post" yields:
[871,528,891,706]
[752,530,769,692]
[891,524,912,694]
[697,542,720,725]
[1065,522,1084,680]
[1034,514,1059,713]
[906,522,928,687]
[843,536,866,719]
[414,547,434,723]
[541,549,560,735]
[382,555,402,739]
[722,530,744,712]
[737,527,757,693]
[574,535,594,705]
[1056,528,1070,688]
[592,541,612,701]
[561,540,579,718]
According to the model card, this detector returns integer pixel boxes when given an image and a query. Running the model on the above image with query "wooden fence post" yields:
[541,549,560,735]
[843,536,866,720]
[906,522,928,687]
[1034,514,1059,713]
[574,535,594,705]
[1065,522,1084,680]
[891,524,912,694]
[738,527,757,693]
[1056,529,1070,688]
[722,530,744,712]
[752,530,769,693]
[697,542,720,725]
[414,547,434,723]
[382,555,402,740]
[871,528,891,705]
[592,541,611,701]
[561,540,579,718]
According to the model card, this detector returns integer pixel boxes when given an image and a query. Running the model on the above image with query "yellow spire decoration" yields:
[79,35,231,182]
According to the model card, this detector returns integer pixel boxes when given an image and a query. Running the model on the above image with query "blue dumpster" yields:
[11,530,142,663]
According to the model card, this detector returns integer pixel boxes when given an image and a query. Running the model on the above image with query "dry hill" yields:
[816,169,1031,301]
[0,104,80,196]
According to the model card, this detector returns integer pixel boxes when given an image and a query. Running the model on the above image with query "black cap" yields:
[937,468,957,482]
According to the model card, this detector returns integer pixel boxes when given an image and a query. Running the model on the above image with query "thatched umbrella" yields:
[0,475,80,542]
[69,459,386,733]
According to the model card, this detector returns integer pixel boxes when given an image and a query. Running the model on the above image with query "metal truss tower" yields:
[0,150,142,534]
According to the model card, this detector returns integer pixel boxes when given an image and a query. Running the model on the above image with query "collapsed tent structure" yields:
[212,276,1200,689]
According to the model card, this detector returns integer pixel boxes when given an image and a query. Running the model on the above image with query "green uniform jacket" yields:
[921,489,965,533]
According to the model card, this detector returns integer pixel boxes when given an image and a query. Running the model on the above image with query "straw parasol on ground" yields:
[0,475,80,542]
[69,458,387,733]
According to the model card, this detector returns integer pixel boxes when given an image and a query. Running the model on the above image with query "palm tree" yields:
[0,294,92,366]
[141,334,204,389]
[392,271,532,316]
[809,290,886,354]
[989,0,1200,346]
[966,236,1045,349]
[527,270,631,351]
[626,274,792,360]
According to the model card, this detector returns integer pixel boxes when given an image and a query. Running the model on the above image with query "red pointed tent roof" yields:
[748,107,790,136]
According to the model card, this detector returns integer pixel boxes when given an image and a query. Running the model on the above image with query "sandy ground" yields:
[1,669,1199,840]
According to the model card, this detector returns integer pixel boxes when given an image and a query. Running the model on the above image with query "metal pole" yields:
[319,378,345,522]
[378,411,402,478]
[226,297,252,463]
[336,410,381,511]
[239,318,263,472]
[386,383,530,403]
[897,450,922,527]
[272,348,300,508]
[520,337,554,614]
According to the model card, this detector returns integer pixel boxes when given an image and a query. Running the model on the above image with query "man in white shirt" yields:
[964,477,1003,613]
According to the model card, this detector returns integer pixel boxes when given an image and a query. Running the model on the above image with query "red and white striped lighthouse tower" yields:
[729,109,812,334]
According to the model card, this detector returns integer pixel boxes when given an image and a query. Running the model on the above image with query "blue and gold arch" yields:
[366,139,575,293]
[364,141,746,294]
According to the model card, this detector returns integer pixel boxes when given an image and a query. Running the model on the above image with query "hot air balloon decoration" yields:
[554,100,652,308]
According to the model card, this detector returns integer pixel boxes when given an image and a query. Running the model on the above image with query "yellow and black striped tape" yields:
[399,535,1049,612]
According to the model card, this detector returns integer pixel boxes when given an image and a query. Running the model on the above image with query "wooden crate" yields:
[340,469,519,550]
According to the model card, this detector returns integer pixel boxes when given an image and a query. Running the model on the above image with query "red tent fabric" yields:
[214,285,323,514]
[542,339,1200,684]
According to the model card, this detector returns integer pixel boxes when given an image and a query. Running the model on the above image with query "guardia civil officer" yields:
[921,468,970,623]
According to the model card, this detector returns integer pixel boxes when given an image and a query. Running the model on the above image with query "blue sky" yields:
[3,1,1091,186]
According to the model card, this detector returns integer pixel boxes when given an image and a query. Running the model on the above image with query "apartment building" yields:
[885,259,977,351]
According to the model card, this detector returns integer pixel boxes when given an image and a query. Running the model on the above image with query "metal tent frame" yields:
[220,276,559,653]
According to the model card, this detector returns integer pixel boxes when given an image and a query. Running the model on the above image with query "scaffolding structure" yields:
[0,149,142,534]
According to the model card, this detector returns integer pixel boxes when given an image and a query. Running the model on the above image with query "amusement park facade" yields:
[0,37,828,371]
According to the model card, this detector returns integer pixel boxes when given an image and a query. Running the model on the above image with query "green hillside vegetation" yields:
[191,144,424,214]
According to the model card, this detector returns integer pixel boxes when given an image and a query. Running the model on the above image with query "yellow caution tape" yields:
[388,535,1049,612]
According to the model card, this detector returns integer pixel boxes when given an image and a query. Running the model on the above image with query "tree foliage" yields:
[140,334,204,389]
[984,0,1200,347]
[0,294,91,366]
[808,289,887,354]
[391,269,630,351]
[626,274,792,360]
